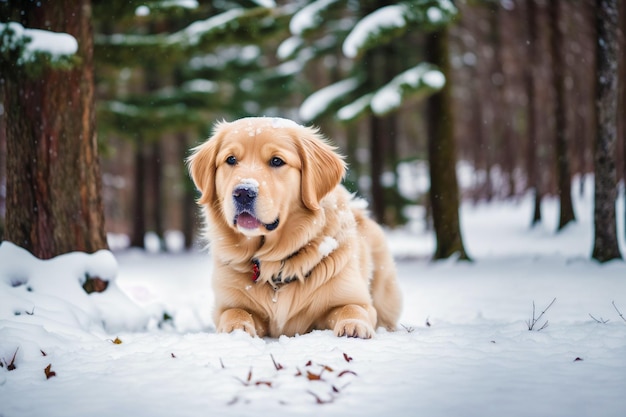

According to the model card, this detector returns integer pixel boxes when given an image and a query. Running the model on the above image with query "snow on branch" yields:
[371,63,445,115]
[343,0,457,59]
[0,21,78,66]
[299,77,360,122]
[337,93,374,122]
[337,63,444,122]
[290,0,342,37]
[96,7,276,56]
[168,8,246,46]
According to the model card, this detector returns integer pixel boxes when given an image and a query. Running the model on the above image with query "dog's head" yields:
[187,117,346,237]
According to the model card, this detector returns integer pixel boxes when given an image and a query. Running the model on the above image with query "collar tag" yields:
[251,259,260,282]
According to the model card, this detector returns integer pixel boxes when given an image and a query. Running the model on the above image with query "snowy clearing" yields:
[1,179,626,417]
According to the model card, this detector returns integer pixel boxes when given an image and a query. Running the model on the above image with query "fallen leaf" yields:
[574,357,584,362]
[171,353,176,358]
[44,364,56,379]
[111,337,122,345]
[40,350,47,356]
[343,353,353,363]
[338,370,357,377]
[306,370,323,381]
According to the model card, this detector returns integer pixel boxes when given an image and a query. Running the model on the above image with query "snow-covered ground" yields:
[1,178,626,417]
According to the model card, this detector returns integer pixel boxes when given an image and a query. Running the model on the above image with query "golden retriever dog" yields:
[187,117,402,338]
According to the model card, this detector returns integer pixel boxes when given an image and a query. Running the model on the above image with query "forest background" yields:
[0,0,625,263]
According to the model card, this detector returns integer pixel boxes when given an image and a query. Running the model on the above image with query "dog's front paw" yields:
[334,319,374,339]
[217,308,258,337]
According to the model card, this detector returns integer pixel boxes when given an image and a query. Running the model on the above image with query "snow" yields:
[0,22,78,64]
[181,79,218,93]
[277,36,303,60]
[168,9,245,46]
[290,0,341,36]
[318,236,338,257]
[371,64,445,115]
[1,177,626,417]
[342,5,407,59]
[299,77,360,122]
[337,93,373,122]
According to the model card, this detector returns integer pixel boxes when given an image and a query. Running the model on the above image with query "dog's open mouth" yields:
[235,212,261,229]
[235,212,280,231]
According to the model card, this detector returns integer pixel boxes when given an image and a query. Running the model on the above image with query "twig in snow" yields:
[526,298,556,331]
[613,301,626,323]
[589,313,609,324]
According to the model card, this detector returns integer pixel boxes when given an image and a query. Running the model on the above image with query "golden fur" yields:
[187,117,402,338]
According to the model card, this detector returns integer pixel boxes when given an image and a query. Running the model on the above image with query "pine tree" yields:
[279,0,468,258]
[1,0,108,259]
[92,1,294,248]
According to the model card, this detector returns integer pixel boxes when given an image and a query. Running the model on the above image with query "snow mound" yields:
[0,241,149,342]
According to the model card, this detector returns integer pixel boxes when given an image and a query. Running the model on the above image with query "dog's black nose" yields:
[233,185,257,208]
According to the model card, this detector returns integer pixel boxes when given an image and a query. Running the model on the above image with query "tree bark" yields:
[130,136,147,248]
[617,1,626,240]
[550,0,576,230]
[526,0,543,227]
[592,0,621,262]
[425,29,470,261]
[3,0,108,259]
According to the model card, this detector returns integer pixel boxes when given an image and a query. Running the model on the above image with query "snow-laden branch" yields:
[371,63,444,115]
[290,0,342,36]
[342,0,457,59]
[299,77,360,122]
[96,7,276,55]
[0,21,78,65]
[337,63,444,121]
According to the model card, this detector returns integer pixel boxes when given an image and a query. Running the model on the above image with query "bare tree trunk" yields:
[426,28,470,261]
[617,1,626,240]
[3,0,108,259]
[369,115,385,224]
[592,0,621,262]
[130,136,147,248]
[550,0,576,230]
[526,0,543,227]
[149,139,165,251]
[179,133,197,250]
[0,84,5,241]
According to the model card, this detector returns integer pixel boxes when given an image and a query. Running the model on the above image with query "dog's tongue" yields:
[237,213,261,229]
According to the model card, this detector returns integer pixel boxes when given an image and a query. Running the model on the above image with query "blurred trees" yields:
[1,0,625,262]
[92,0,293,249]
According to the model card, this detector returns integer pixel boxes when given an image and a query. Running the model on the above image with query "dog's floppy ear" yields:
[186,122,225,205]
[296,127,346,211]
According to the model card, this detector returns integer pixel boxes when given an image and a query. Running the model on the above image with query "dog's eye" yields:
[226,156,237,166]
[269,157,285,168]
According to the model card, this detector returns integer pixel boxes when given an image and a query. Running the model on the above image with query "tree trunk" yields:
[617,1,626,240]
[550,0,576,231]
[592,0,621,262]
[3,0,108,259]
[526,0,542,227]
[179,133,197,250]
[425,29,470,261]
[130,136,147,248]
[369,115,385,224]
[149,139,165,251]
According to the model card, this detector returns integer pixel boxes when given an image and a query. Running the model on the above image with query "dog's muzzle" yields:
[232,184,279,231]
